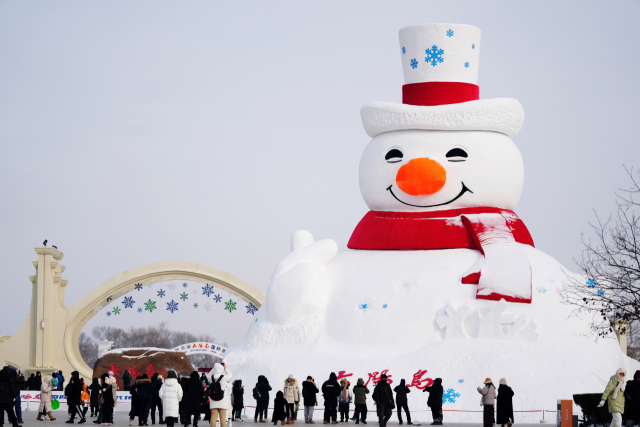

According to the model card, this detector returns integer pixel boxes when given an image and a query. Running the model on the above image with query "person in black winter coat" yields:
[101,374,115,427]
[129,376,142,426]
[66,371,86,424]
[183,372,204,427]
[0,367,18,427]
[151,373,164,425]
[232,380,244,421]
[10,370,25,424]
[302,377,319,423]
[321,373,341,424]
[372,375,394,427]
[59,371,66,392]
[255,375,272,422]
[123,370,132,392]
[496,379,514,427]
[272,391,287,425]
[625,371,640,427]
[33,372,42,391]
[423,378,443,426]
[394,379,411,425]
[200,374,209,388]
[27,374,35,391]
[138,375,154,426]
[89,378,101,418]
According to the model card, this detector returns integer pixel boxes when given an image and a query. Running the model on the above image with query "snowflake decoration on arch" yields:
[425,45,444,67]
[134,283,143,291]
[410,58,418,69]
[144,299,157,313]
[112,307,121,315]
[192,288,199,296]
[224,299,237,313]
[443,388,461,404]
[167,300,179,314]
[464,62,469,68]
[93,304,103,313]
[246,303,258,315]
[182,282,188,288]
[106,296,113,302]
[446,29,454,37]
[167,283,177,290]
[203,302,212,312]
[106,311,112,317]
[123,296,135,309]
[137,307,143,313]
[202,284,215,298]
[157,289,166,298]
[180,292,189,301]
[193,303,199,309]
[213,294,222,303]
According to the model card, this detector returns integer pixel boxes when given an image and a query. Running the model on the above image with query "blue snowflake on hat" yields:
[425,45,444,67]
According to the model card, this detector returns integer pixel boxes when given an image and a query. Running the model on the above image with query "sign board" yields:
[173,342,227,358]
[557,400,573,427]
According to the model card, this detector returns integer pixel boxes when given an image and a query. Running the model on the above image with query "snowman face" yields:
[359,130,524,212]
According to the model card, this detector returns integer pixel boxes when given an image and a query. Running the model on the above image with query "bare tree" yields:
[559,167,640,344]
[79,322,226,368]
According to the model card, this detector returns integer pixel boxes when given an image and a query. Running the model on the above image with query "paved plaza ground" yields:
[13,412,547,427]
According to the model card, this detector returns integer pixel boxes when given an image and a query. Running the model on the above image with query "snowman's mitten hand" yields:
[265,232,338,325]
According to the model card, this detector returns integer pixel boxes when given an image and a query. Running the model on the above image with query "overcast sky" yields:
[1,1,639,347]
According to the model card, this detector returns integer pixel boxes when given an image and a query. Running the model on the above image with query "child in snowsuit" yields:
[338,380,353,423]
[423,378,443,425]
[272,391,287,425]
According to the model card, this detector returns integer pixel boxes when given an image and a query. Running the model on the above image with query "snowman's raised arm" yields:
[265,230,338,325]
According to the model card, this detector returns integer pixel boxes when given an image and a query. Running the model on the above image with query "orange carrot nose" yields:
[396,157,447,196]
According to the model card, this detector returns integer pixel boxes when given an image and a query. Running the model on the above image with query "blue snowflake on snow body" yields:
[213,294,222,303]
[193,303,198,309]
[123,296,135,309]
[537,287,547,294]
[134,283,143,291]
[137,307,143,313]
[446,29,454,37]
[410,58,418,69]
[597,289,605,297]
[359,303,369,310]
[425,45,444,67]
[383,304,388,309]
[587,279,596,288]
[402,46,406,54]
[157,289,166,298]
[167,300,179,313]
[464,62,469,68]
[443,389,461,404]
[202,284,215,298]
[246,303,258,315]
[458,379,464,383]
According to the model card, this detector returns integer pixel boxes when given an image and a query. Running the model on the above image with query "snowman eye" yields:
[385,149,404,163]
[446,148,468,162]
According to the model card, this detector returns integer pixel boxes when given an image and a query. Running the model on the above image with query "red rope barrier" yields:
[245,406,556,414]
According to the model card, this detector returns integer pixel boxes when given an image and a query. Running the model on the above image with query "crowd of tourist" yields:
[1,365,637,427]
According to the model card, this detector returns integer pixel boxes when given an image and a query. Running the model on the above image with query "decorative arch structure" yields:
[0,247,265,380]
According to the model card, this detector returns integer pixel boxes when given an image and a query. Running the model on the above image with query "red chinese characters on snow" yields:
[340,369,432,389]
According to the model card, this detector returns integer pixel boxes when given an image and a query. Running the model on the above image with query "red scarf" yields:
[348,207,534,251]
[348,207,534,304]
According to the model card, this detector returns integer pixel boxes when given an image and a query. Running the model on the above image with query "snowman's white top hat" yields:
[360,23,524,138]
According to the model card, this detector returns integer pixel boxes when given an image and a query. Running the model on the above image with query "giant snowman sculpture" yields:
[226,24,639,421]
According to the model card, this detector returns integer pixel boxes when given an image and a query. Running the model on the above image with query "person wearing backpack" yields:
[159,371,184,427]
[254,376,272,423]
[372,374,394,427]
[138,374,154,426]
[302,377,319,424]
[209,363,232,427]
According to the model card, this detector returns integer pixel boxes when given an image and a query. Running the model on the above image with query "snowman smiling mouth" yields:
[386,183,473,208]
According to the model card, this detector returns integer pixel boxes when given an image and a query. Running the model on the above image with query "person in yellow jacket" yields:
[599,368,627,427]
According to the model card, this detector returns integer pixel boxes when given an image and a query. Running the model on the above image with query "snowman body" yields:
[225,23,639,420]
